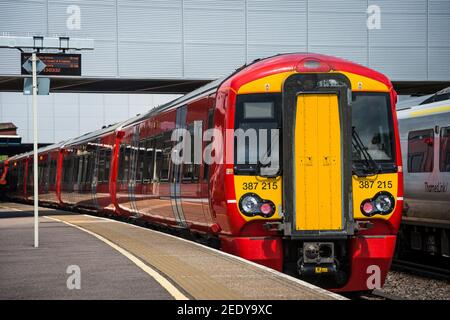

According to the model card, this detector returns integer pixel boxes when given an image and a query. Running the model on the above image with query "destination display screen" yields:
[21,53,81,76]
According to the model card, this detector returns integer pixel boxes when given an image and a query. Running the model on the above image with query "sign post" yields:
[0,36,94,248]
[32,52,39,247]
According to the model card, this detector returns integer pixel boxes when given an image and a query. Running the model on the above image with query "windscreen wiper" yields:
[352,126,380,177]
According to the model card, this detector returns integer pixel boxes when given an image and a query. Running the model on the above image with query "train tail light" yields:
[361,201,375,216]
[260,203,274,216]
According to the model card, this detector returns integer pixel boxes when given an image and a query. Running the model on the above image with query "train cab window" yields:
[408,129,434,173]
[440,127,450,172]
[352,93,394,163]
[234,93,282,175]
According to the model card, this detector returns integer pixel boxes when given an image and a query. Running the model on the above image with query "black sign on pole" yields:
[21,52,82,76]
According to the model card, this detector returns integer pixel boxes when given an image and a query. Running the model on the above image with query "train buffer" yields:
[0,202,345,300]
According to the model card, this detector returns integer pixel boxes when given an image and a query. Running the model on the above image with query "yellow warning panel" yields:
[295,94,343,231]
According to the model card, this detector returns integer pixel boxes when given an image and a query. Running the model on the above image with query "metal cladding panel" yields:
[247,1,307,47]
[184,1,245,44]
[0,50,21,75]
[428,0,450,80]
[308,0,367,47]
[48,0,116,40]
[0,0,47,75]
[81,40,117,77]
[0,0,47,35]
[118,1,182,42]
[117,0,182,78]
[370,47,427,81]
[429,48,450,80]
[47,0,117,76]
[428,10,450,47]
[369,14,427,47]
[368,0,427,13]
[309,0,367,13]
[118,41,182,78]
[429,0,450,15]
[184,43,245,79]
[183,0,246,78]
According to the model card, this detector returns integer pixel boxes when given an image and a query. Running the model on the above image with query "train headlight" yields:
[360,192,395,217]
[238,193,276,218]
[374,192,395,214]
[239,194,261,215]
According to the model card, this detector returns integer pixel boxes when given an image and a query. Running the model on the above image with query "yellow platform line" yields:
[45,215,189,300]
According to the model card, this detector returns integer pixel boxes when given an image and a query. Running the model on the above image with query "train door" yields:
[282,73,354,237]
[171,106,188,228]
[128,126,140,216]
[91,138,100,209]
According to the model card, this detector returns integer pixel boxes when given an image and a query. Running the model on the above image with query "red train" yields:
[2,53,403,292]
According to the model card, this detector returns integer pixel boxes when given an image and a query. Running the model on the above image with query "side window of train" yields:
[153,137,162,183]
[142,139,154,183]
[440,127,450,172]
[104,149,111,182]
[408,129,434,173]
[98,149,105,182]
[183,122,200,183]
[118,143,126,182]
[203,108,214,182]
[154,131,172,183]
[161,132,173,182]
[135,141,144,182]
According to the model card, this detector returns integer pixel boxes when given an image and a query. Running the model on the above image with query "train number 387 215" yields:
[242,181,278,190]
[358,180,393,189]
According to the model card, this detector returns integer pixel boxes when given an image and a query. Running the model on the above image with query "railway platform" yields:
[0,202,344,300]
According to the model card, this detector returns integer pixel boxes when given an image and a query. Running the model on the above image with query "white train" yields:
[397,87,450,258]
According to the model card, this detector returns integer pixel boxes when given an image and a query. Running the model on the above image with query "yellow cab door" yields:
[282,74,354,237]
[295,94,342,231]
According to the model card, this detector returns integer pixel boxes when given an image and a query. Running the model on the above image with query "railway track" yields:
[392,259,450,282]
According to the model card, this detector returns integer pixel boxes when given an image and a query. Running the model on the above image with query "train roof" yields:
[224,52,393,90]
[397,97,450,120]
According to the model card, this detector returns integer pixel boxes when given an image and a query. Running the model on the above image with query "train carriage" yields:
[397,92,450,258]
[4,53,403,292]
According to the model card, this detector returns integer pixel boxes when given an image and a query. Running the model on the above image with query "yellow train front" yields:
[215,53,403,292]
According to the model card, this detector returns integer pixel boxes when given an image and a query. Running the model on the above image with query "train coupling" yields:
[298,242,338,276]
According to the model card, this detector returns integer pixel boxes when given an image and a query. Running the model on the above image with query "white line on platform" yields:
[0,206,23,212]
[44,215,189,301]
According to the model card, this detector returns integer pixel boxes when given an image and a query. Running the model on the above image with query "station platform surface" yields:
[0,202,345,300]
